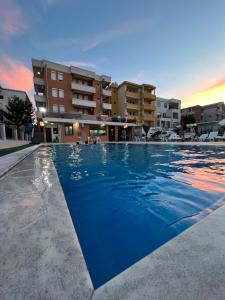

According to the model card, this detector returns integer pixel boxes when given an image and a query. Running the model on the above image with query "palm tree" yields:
[0,96,32,130]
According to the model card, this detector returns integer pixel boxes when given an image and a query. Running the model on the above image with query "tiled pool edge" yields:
[0,148,93,300]
[92,204,225,300]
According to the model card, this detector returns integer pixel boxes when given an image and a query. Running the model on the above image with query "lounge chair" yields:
[168,132,182,141]
[205,131,218,141]
[198,133,209,141]
[215,132,225,141]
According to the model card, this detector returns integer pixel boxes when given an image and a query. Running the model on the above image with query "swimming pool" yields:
[52,144,225,288]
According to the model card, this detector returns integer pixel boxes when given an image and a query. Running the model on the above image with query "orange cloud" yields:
[0,0,26,37]
[182,80,225,108]
[0,56,33,94]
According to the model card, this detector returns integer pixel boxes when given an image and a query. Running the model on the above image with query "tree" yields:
[0,96,32,129]
[143,124,150,135]
[181,114,196,125]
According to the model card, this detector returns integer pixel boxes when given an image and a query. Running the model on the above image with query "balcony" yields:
[142,103,155,111]
[143,92,155,100]
[126,103,140,110]
[102,89,112,98]
[126,91,140,98]
[142,115,155,122]
[103,103,112,110]
[72,98,96,108]
[34,94,46,103]
[71,82,96,94]
[33,77,44,85]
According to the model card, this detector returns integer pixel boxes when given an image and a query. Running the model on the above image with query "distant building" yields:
[155,97,181,129]
[181,102,225,133]
[110,81,156,127]
[32,59,136,143]
[0,87,33,140]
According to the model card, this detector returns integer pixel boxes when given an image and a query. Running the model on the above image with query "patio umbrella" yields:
[219,119,225,126]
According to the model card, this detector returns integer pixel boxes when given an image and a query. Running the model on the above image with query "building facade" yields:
[110,81,156,126]
[0,87,33,140]
[181,102,225,133]
[32,59,136,142]
[155,97,181,129]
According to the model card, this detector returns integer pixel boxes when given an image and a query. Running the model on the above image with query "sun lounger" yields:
[205,131,218,141]
[168,132,182,141]
[198,133,209,141]
[215,132,225,141]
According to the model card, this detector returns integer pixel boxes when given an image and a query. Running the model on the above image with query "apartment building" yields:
[181,102,225,132]
[110,81,156,126]
[32,59,136,142]
[155,97,181,129]
[0,87,34,140]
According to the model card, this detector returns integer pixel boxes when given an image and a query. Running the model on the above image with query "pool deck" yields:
[0,143,225,299]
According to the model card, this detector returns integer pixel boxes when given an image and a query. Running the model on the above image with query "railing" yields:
[127,103,140,110]
[72,98,96,108]
[34,94,46,103]
[71,82,96,94]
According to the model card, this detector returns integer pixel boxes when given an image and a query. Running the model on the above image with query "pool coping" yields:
[0,144,40,178]
[1,143,225,299]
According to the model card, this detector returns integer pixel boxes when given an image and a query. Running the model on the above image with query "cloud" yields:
[40,0,60,11]
[183,81,225,108]
[0,56,33,95]
[0,0,26,37]
[36,18,154,52]
[58,60,96,69]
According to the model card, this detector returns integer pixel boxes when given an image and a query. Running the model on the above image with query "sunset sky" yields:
[0,0,225,108]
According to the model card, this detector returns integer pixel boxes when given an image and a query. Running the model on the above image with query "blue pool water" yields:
[52,144,225,288]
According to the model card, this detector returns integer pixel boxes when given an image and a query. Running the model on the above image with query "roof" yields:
[118,81,156,89]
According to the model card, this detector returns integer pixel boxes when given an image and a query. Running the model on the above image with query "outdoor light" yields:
[44,120,48,123]
[101,123,105,127]
[40,121,44,127]
[39,107,47,113]
[50,123,53,125]
[124,124,128,128]
[73,122,79,128]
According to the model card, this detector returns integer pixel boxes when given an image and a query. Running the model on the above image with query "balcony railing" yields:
[34,94,46,103]
[71,82,96,94]
[126,103,140,110]
[72,98,96,108]
[102,89,112,98]
[126,91,140,98]
[142,103,155,111]
[142,115,155,122]
[103,103,112,110]
[142,92,155,100]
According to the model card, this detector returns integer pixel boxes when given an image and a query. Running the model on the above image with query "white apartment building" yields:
[155,97,181,129]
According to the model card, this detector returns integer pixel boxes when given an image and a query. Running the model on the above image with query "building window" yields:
[53,128,58,134]
[59,89,64,98]
[58,72,63,81]
[89,125,107,136]
[52,88,58,97]
[173,112,179,119]
[164,103,167,108]
[0,95,4,99]
[65,124,73,136]
[51,70,57,80]
[59,105,65,113]
[53,104,58,112]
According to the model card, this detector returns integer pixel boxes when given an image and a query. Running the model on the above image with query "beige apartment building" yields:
[110,81,156,126]
[32,59,136,142]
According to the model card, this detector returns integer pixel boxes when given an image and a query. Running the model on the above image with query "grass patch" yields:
[0,143,33,157]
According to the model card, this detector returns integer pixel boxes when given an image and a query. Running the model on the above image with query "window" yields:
[0,95,3,99]
[59,89,64,98]
[51,70,57,80]
[65,124,73,136]
[164,103,167,108]
[173,112,179,119]
[52,88,57,97]
[53,128,58,134]
[59,105,65,113]
[89,125,106,136]
[58,72,63,81]
[53,105,58,112]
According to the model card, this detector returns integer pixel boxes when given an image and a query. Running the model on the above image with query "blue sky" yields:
[1,0,225,107]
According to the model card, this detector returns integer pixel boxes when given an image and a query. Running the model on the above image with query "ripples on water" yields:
[52,144,225,288]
